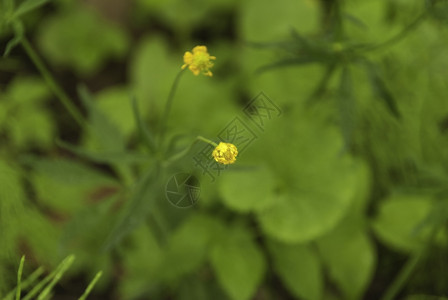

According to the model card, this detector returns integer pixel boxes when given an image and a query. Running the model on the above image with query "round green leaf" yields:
[372,194,434,253]
[210,225,266,300]
[268,240,323,300]
[256,108,360,243]
[218,165,276,212]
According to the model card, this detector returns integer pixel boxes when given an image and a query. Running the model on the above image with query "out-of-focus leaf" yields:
[6,76,50,104]
[0,160,25,293]
[104,166,161,249]
[268,240,323,300]
[36,6,129,75]
[255,107,361,243]
[427,0,448,24]
[29,158,117,214]
[78,85,126,152]
[210,224,266,300]
[11,0,49,19]
[364,61,400,118]
[317,215,376,300]
[176,276,228,300]
[159,213,222,281]
[7,107,55,149]
[240,0,318,41]
[1,76,53,148]
[94,87,135,138]
[118,225,163,299]
[57,140,149,165]
[371,194,435,253]
[17,208,62,266]
[344,1,398,44]
[218,165,276,212]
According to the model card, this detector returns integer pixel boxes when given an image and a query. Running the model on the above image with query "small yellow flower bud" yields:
[212,142,238,165]
[181,45,216,76]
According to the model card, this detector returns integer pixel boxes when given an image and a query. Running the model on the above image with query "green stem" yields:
[20,37,86,129]
[163,135,217,166]
[380,251,423,300]
[366,13,426,52]
[380,227,436,300]
[197,135,218,147]
[158,68,186,146]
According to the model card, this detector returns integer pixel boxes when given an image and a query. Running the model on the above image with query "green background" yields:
[1,0,448,299]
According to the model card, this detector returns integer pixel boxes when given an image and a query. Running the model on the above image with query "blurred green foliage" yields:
[2,0,448,299]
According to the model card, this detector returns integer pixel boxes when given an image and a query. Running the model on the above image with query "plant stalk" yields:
[20,37,86,129]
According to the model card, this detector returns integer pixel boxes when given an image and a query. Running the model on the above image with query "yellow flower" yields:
[212,142,238,165]
[181,45,216,76]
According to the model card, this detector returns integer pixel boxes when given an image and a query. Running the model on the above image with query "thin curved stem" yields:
[380,227,437,300]
[163,135,217,166]
[158,68,186,146]
[366,13,426,52]
[20,37,86,129]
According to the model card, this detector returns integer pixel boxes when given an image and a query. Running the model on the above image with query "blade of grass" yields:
[78,271,102,300]
[14,256,25,300]
[36,255,75,300]
[3,267,45,300]
[22,256,74,300]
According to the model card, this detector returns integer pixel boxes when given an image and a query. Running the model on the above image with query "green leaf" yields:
[104,166,161,249]
[159,213,222,281]
[218,165,276,212]
[78,85,126,152]
[0,160,25,292]
[7,106,55,149]
[11,0,49,19]
[117,224,163,299]
[57,140,149,165]
[94,86,136,138]
[210,224,266,300]
[255,109,361,243]
[268,240,323,300]
[371,194,434,253]
[241,0,318,41]
[317,215,376,300]
[29,158,117,214]
[36,6,129,75]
